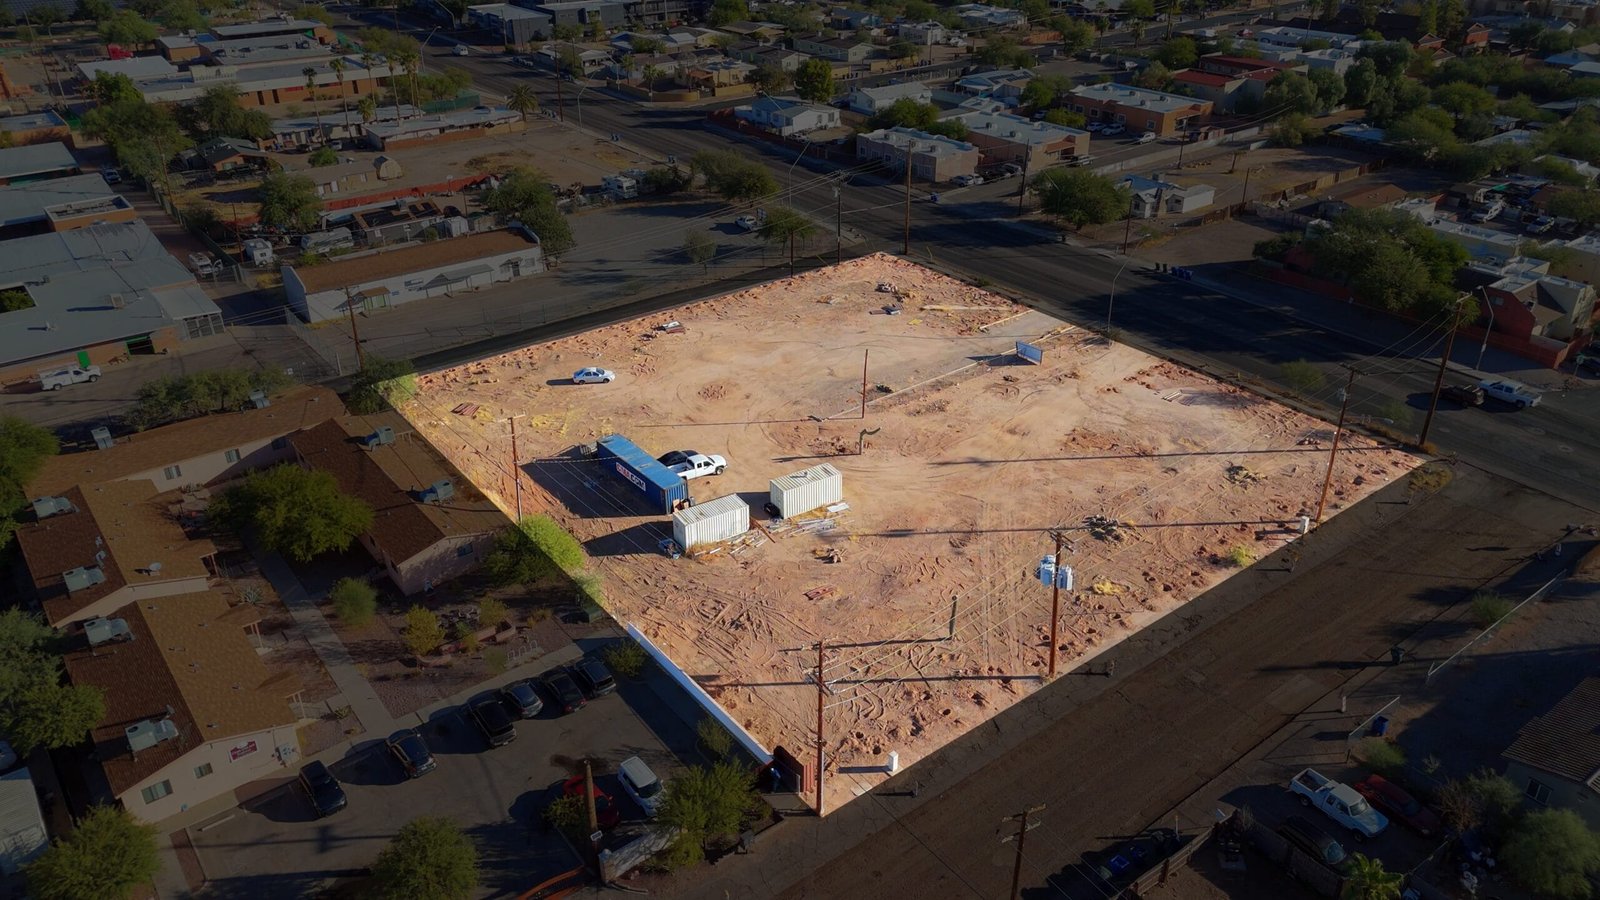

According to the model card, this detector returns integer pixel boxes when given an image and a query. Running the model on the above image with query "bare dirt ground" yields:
[401,253,1419,812]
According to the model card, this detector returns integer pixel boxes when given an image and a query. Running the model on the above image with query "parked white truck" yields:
[1289,768,1389,841]
[38,365,101,391]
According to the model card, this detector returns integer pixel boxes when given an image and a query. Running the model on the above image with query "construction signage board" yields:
[1016,341,1044,365]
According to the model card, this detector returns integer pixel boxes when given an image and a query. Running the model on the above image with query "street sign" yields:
[1016,341,1044,365]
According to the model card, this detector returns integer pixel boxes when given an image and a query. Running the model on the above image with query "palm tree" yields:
[1340,854,1403,900]
[642,64,663,97]
[330,57,350,136]
[394,48,421,112]
[507,85,539,122]
[758,206,818,274]
[303,67,324,144]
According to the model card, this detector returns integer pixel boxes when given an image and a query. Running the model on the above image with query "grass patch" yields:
[1355,737,1406,777]
[1225,545,1255,568]
[1280,359,1325,395]
[1469,590,1513,627]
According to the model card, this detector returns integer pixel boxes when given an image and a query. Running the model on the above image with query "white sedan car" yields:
[572,367,616,384]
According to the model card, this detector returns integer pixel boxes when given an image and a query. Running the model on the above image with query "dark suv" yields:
[1441,383,1485,406]
[298,761,347,817]
[572,657,617,698]
[385,728,437,778]
[469,698,517,748]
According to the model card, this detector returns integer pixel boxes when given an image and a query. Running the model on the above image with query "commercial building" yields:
[0,110,71,147]
[15,480,216,628]
[0,173,136,239]
[0,142,79,186]
[262,104,425,150]
[289,414,507,595]
[209,18,335,43]
[792,34,874,63]
[361,106,524,151]
[530,0,628,28]
[132,55,396,107]
[847,81,934,115]
[733,96,843,136]
[64,591,300,824]
[0,222,224,384]
[282,227,545,323]
[856,127,981,182]
[1503,674,1600,829]
[1067,82,1213,137]
[1458,256,1596,344]
[469,3,553,44]
[77,56,180,83]
[957,109,1088,169]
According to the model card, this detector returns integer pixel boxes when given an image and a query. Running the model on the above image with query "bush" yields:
[477,597,508,627]
[697,717,734,760]
[1355,737,1406,776]
[573,570,605,608]
[308,146,338,167]
[403,606,444,659]
[1280,359,1326,394]
[329,578,377,627]
[603,640,647,678]
[1503,808,1600,899]
[347,356,418,415]
[484,516,587,587]
[1470,590,1513,627]
[544,794,585,833]
[1253,234,1297,260]
[1225,545,1255,567]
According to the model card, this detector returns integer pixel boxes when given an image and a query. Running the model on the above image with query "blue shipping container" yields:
[595,434,689,513]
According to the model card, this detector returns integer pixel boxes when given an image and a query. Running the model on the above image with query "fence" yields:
[282,309,353,376]
[626,624,772,767]
[1426,575,1563,682]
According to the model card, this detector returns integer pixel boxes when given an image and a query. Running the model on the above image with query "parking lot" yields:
[189,648,686,899]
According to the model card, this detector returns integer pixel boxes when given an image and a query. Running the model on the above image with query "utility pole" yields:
[1315,366,1358,524]
[815,640,828,816]
[902,156,912,256]
[860,349,869,419]
[506,414,526,520]
[834,184,843,265]
[1016,154,1029,215]
[1418,301,1462,448]
[1001,805,1044,900]
[583,759,600,860]
[343,288,366,372]
[1121,206,1134,255]
[554,49,566,122]
[1240,165,1256,207]
[1047,531,1063,677]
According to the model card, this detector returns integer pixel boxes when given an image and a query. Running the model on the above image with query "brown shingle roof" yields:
[289,413,506,567]
[292,230,537,295]
[17,481,215,625]
[64,592,296,797]
[30,386,342,496]
[1504,675,1600,784]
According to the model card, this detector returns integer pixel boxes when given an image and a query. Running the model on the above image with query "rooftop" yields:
[64,591,296,796]
[29,386,343,496]
[289,415,506,566]
[363,106,522,143]
[468,2,552,18]
[0,109,67,133]
[1173,69,1236,87]
[210,18,326,37]
[1504,674,1600,784]
[196,33,333,67]
[861,127,977,157]
[0,172,118,228]
[958,109,1086,144]
[0,142,77,181]
[1070,81,1209,114]
[854,81,933,101]
[291,229,536,294]
[76,56,180,82]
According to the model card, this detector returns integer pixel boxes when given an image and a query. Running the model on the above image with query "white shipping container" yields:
[769,463,843,519]
[672,494,750,549]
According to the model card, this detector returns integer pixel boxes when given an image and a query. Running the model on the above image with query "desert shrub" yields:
[603,640,647,678]
[1356,737,1406,776]
[1470,590,1513,627]
[1226,545,1255,567]
[1280,359,1326,394]
[329,578,377,627]
[697,717,734,760]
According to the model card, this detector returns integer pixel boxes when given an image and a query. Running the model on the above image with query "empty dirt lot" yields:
[402,254,1418,811]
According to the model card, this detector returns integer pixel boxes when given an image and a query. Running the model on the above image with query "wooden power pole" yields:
[902,157,912,255]
[1315,366,1359,524]
[1001,805,1044,900]
[860,349,869,419]
[1419,306,1461,448]
[1047,531,1063,678]
[506,414,525,520]
[815,640,828,816]
[343,288,365,372]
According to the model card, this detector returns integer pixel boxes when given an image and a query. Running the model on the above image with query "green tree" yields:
[25,806,159,900]
[157,0,206,32]
[1433,81,1495,119]
[1270,113,1317,147]
[97,10,156,46]
[1155,36,1197,68]
[684,229,717,272]
[257,172,321,232]
[1265,71,1320,116]
[347,356,418,414]
[215,465,374,563]
[1343,58,1379,107]
[869,97,939,131]
[76,0,116,20]
[709,0,748,26]
[309,146,338,166]
[758,205,818,273]
[1503,808,1600,899]
[1307,67,1346,113]
[1032,168,1131,229]
[1124,0,1155,16]
[1044,108,1086,127]
[0,289,30,312]
[402,606,445,658]
[749,63,790,94]
[507,85,539,122]
[330,578,378,627]
[1021,73,1072,111]
[1133,61,1172,90]
[481,167,575,256]
[1058,18,1095,54]
[658,762,764,867]
[644,166,691,195]
[1548,189,1600,225]
[690,150,777,203]
[485,516,588,586]
[370,817,479,900]
[0,420,59,551]
[792,57,836,103]
[641,64,664,95]
[973,35,1034,68]
[0,610,104,754]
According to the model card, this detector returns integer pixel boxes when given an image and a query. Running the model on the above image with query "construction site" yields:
[401,253,1420,811]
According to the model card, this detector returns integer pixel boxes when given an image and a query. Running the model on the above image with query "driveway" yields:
[189,676,683,899]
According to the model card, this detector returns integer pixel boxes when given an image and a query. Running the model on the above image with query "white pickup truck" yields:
[1477,379,1541,409]
[1289,768,1389,841]
[39,365,102,391]
[668,453,726,481]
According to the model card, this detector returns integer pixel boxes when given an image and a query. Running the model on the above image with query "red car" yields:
[563,776,621,829]
[1353,774,1441,837]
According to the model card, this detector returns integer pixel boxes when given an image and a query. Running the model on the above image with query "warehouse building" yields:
[0,173,136,240]
[0,142,79,186]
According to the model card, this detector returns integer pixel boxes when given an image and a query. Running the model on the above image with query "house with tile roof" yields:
[1503,674,1600,828]
[64,591,300,824]
[289,413,508,595]
[15,480,217,628]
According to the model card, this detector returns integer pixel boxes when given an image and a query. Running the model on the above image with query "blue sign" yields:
[1016,341,1044,365]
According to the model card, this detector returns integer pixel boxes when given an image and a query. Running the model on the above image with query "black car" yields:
[1278,815,1348,871]
[572,657,617,698]
[499,679,544,718]
[540,669,587,715]
[656,449,698,467]
[298,761,347,817]
[1441,383,1486,406]
[469,698,517,747]
[385,728,437,778]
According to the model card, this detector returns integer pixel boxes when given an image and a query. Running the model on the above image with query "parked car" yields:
[499,679,544,718]
[1440,383,1485,406]
[951,174,984,187]
[1353,774,1442,837]
[563,776,622,828]
[1478,379,1541,408]
[188,252,217,277]
[1086,122,1105,133]
[39,366,101,391]
[657,449,700,467]
[618,755,664,816]
[572,657,617,697]
[385,728,437,778]
[1288,768,1388,840]
[298,761,347,817]
[1278,815,1348,870]
[469,697,517,747]
[1468,201,1504,223]
[667,453,726,480]
[540,669,587,715]
[1065,155,1097,167]
[1135,131,1158,144]
[99,166,122,185]
[1000,162,1024,177]
[1101,123,1126,136]
[453,43,470,55]
[572,367,615,384]
[1527,215,1555,234]
[735,215,759,232]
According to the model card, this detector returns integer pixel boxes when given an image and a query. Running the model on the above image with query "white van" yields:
[618,756,664,817]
